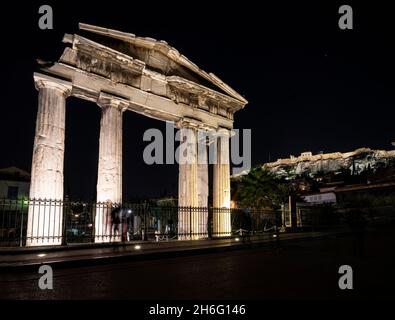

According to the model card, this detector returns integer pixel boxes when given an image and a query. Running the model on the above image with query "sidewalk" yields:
[0,230,344,271]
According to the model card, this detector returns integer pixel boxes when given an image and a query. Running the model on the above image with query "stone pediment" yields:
[75,23,247,105]
[38,23,248,131]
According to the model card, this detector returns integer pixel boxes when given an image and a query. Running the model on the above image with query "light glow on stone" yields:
[27,200,63,246]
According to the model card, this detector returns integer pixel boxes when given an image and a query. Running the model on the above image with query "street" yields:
[1,225,395,300]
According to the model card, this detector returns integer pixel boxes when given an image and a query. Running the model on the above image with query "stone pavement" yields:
[0,230,342,271]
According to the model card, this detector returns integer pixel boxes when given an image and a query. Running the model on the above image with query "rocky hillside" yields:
[263,148,395,179]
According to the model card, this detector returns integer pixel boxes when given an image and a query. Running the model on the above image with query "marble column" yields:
[178,125,198,240]
[197,130,209,238]
[213,128,232,237]
[27,74,71,246]
[95,93,127,243]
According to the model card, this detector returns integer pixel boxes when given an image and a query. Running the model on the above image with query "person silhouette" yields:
[110,202,121,240]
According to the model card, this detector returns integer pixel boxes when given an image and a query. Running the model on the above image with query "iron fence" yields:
[5,198,392,247]
[0,198,286,247]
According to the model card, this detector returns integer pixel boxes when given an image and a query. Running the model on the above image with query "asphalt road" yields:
[1,226,395,300]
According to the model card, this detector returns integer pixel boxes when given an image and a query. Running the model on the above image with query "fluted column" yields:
[213,128,232,237]
[178,124,198,240]
[27,74,71,246]
[95,93,127,243]
[197,130,209,238]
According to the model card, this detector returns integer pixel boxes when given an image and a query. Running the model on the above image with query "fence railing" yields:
[0,198,284,247]
[3,198,392,248]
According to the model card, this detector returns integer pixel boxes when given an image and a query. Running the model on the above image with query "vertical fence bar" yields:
[189,206,192,239]
[7,199,11,244]
[39,198,42,245]
[62,200,67,245]
[143,203,147,241]
[12,200,17,245]
[19,207,24,247]
[1,199,4,244]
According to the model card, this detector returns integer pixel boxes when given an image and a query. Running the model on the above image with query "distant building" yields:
[303,192,337,205]
[303,187,337,205]
[335,181,395,203]
[0,167,30,199]
[301,151,313,158]
[302,182,395,206]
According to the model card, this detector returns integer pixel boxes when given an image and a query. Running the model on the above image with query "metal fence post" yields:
[143,202,148,241]
[19,207,24,247]
[189,206,192,239]
[208,207,212,239]
[62,200,67,245]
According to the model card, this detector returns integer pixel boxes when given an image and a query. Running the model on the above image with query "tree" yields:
[233,167,302,209]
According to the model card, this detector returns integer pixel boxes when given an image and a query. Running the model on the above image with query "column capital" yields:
[175,117,217,132]
[216,127,234,138]
[34,73,72,97]
[97,92,129,112]
[175,118,200,130]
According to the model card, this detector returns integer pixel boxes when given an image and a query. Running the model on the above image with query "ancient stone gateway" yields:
[27,23,248,246]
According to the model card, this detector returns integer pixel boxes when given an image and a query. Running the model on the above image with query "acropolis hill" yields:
[265,148,395,178]
[234,148,395,179]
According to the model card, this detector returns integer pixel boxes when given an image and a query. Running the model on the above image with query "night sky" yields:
[0,1,394,200]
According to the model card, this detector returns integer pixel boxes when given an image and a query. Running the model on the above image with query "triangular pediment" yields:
[78,23,247,104]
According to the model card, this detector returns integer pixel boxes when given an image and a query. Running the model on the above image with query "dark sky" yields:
[0,1,394,200]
